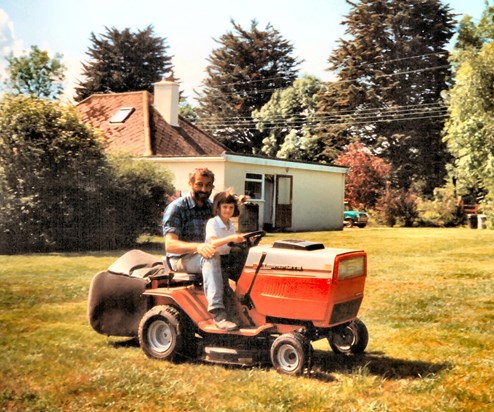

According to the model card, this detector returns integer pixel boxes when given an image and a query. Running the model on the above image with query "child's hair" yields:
[212,191,240,217]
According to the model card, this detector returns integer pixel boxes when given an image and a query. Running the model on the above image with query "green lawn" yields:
[1,228,493,411]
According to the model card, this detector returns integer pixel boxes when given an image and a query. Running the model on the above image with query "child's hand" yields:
[230,234,246,244]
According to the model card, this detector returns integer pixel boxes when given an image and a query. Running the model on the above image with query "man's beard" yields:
[193,190,211,202]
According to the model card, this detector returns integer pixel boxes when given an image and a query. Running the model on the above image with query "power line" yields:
[199,109,448,132]
[195,53,452,132]
[195,52,452,101]
[197,102,448,127]
[198,51,450,90]
[196,63,451,102]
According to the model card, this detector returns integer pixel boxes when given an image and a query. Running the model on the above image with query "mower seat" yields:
[163,256,203,285]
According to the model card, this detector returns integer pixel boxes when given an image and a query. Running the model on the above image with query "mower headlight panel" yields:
[337,255,365,281]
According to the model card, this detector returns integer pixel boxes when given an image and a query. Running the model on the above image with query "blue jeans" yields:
[168,253,224,313]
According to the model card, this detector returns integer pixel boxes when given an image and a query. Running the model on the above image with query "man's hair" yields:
[212,191,240,217]
[189,168,215,184]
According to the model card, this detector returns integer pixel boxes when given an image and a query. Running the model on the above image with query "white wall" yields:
[144,155,346,231]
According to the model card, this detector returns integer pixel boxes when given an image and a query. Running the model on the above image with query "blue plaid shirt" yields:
[162,193,213,255]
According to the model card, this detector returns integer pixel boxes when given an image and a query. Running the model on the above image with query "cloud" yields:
[0,9,23,54]
[0,9,23,80]
[0,8,24,100]
[0,8,83,103]
[60,54,84,104]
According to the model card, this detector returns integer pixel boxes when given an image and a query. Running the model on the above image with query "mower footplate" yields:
[198,321,275,336]
[202,346,270,366]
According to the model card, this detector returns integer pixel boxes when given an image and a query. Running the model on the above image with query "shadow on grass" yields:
[110,337,140,348]
[103,341,451,383]
[309,349,451,382]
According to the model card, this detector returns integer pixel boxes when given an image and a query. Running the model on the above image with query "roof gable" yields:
[76,91,227,157]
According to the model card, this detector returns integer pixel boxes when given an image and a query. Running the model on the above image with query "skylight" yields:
[109,107,135,124]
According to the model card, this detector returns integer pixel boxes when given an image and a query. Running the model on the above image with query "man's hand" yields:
[196,243,217,259]
[165,233,215,258]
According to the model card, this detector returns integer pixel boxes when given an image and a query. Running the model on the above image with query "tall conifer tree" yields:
[196,20,302,154]
[75,26,173,101]
[318,0,455,195]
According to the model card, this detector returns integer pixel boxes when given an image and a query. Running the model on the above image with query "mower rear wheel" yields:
[270,332,311,376]
[328,318,368,354]
[138,305,186,362]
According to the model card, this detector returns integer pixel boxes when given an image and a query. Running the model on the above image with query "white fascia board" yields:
[138,156,225,164]
[222,153,348,174]
[139,154,348,174]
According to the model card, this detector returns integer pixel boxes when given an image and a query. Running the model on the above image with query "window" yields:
[244,173,263,200]
[109,107,135,124]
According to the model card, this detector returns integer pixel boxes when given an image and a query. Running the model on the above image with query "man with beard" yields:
[162,168,239,331]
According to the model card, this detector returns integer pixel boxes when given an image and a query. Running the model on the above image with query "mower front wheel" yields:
[328,318,368,355]
[270,332,312,376]
[138,305,186,362]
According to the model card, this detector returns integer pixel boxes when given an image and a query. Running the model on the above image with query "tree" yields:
[318,0,455,196]
[334,141,392,209]
[196,19,302,154]
[252,75,325,162]
[0,95,109,252]
[0,95,174,252]
[443,4,494,209]
[179,100,198,124]
[75,26,173,102]
[3,45,65,99]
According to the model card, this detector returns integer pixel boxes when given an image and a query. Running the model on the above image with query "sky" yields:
[0,0,489,104]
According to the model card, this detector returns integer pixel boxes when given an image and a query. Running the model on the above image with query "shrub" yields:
[0,95,109,252]
[0,96,174,253]
[107,156,175,246]
[479,193,494,229]
[416,187,461,227]
[374,187,418,227]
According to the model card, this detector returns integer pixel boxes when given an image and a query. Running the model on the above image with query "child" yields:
[205,191,246,330]
[205,191,245,256]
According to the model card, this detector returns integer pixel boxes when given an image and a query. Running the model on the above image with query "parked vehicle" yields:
[88,231,369,375]
[344,202,369,228]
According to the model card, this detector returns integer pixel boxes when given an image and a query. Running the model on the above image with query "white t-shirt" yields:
[205,216,236,255]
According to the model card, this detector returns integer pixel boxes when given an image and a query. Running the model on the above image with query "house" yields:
[76,79,348,231]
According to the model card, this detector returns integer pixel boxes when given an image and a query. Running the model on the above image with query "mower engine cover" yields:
[237,239,367,327]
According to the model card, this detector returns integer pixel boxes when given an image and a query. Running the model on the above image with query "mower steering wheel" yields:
[242,230,266,247]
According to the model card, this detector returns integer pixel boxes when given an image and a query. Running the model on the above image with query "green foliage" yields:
[318,0,455,195]
[75,26,173,102]
[334,141,392,209]
[480,192,494,229]
[0,95,110,252]
[108,156,174,242]
[197,19,302,154]
[3,45,66,99]
[0,96,174,253]
[179,101,198,124]
[416,186,461,227]
[444,6,494,208]
[453,16,484,54]
[252,75,325,162]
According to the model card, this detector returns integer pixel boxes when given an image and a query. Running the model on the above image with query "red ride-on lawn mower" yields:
[88,232,369,375]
